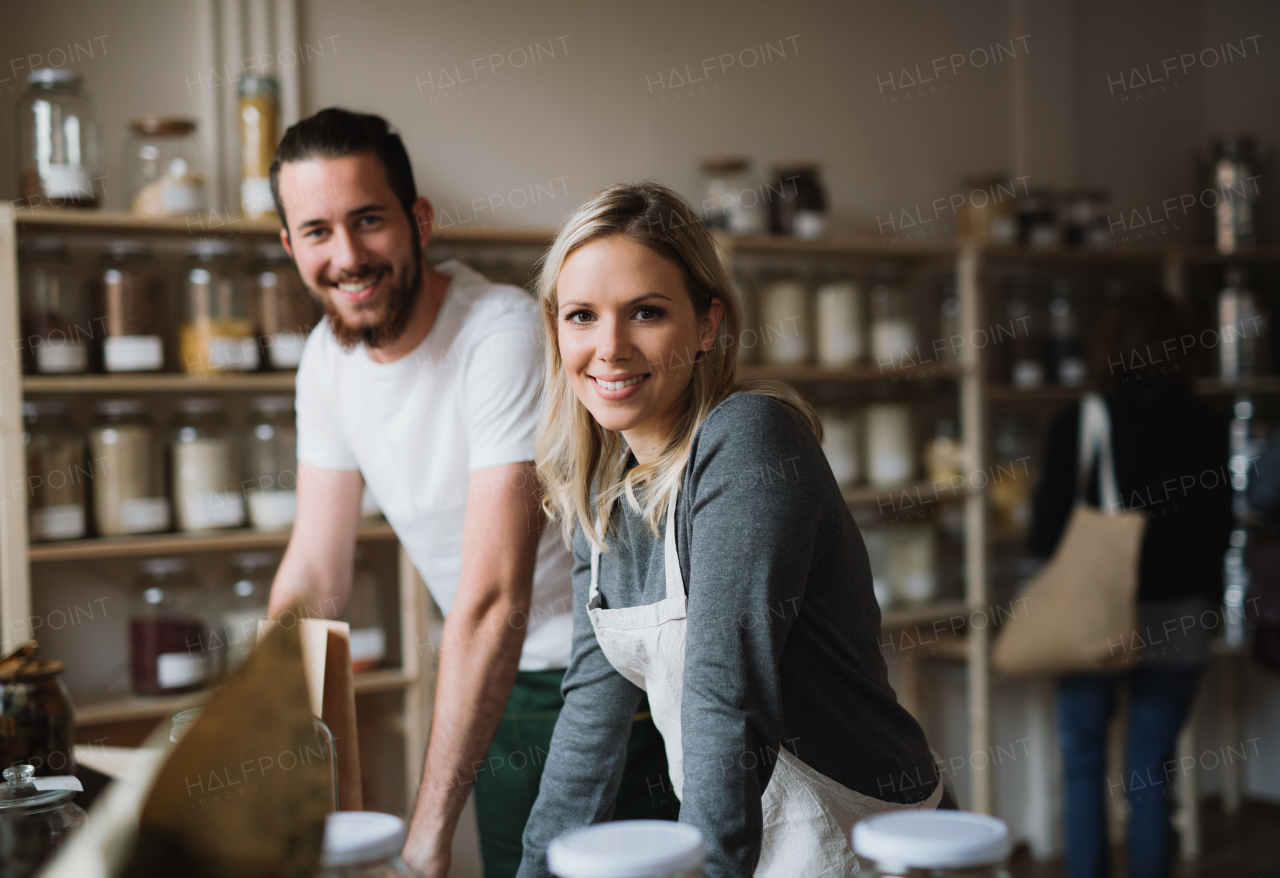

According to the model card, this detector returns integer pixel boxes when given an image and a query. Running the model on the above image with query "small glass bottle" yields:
[253,243,320,370]
[219,551,276,671]
[870,284,915,371]
[1048,277,1086,386]
[990,416,1032,529]
[22,401,86,543]
[181,239,259,373]
[815,279,862,367]
[244,396,298,529]
[171,398,246,531]
[126,116,206,216]
[347,551,388,674]
[16,68,101,208]
[18,237,89,374]
[88,399,170,536]
[769,165,827,239]
[92,240,167,373]
[853,811,1012,878]
[129,558,213,696]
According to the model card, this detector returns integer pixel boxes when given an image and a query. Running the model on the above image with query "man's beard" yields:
[319,255,423,351]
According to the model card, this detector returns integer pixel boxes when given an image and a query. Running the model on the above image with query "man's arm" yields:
[267,462,364,620]
[402,460,544,878]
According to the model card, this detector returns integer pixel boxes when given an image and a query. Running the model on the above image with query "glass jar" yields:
[865,404,913,488]
[759,278,811,366]
[819,410,859,488]
[936,276,961,365]
[129,557,213,696]
[1212,136,1259,255]
[815,280,862,368]
[239,74,280,218]
[1064,187,1111,249]
[862,529,893,609]
[0,644,75,777]
[320,811,417,878]
[171,398,246,531]
[253,244,320,369]
[1017,189,1059,249]
[548,820,705,878]
[126,116,206,216]
[697,157,766,237]
[181,240,259,374]
[348,551,388,674]
[853,811,1012,877]
[1048,278,1085,386]
[769,165,827,240]
[926,418,964,485]
[0,764,88,878]
[870,284,915,371]
[88,399,170,536]
[219,551,275,670]
[18,238,88,375]
[1005,279,1044,389]
[16,69,101,208]
[244,395,298,529]
[1219,267,1266,382]
[22,401,86,542]
[889,526,937,604]
[92,240,167,372]
[990,416,1032,529]
[956,175,1017,245]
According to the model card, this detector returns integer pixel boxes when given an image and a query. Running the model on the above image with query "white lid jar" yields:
[319,811,417,877]
[853,811,1012,877]
[548,821,705,878]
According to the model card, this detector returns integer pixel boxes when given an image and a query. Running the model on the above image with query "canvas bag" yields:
[992,394,1147,675]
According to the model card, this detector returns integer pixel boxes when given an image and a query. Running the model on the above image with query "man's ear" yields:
[411,197,435,249]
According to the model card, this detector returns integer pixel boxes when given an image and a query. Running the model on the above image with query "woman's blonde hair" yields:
[534,181,821,552]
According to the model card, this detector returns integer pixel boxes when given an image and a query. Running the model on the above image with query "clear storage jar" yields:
[697,157,766,236]
[244,396,298,529]
[88,399,170,536]
[126,116,206,216]
[549,821,705,878]
[759,278,811,366]
[17,238,89,374]
[815,279,862,367]
[238,74,280,218]
[864,404,913,488]
[320,811,418,877]
[219,551,275,670]
[92,241,167,372]
[348,551,388,674]
[22,401,86,542]
[870,284,915,371]
[181,239,259,373]
[16,69,101,208]
[171,398,246,531]
[253,244,320,369]
[853,811,1011,878]
[129,557,213,696]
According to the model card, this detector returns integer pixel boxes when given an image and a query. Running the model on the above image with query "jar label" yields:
[157,651,207,689]
[121,497,171,533]
[160,180,205,214]
[349,627,387,664]
[31,504,85,541]
[247,489,297,529]
[182,491,246,530]
[872,322,915,366]
[105,335,164,371]
[35,339,88,373]
[209,336,261,371]
[41,164,91,198]
[268,331,306,368]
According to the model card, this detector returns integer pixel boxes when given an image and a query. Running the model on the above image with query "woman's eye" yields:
[635,306,665,321]
[565,310,594,324]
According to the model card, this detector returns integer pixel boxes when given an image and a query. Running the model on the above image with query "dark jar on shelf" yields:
[768,164,827,239]
[17,238,89,375]
[0,644,75,778]
[22,401,87,543]
[91,240,167,373]
[129,558,214,696]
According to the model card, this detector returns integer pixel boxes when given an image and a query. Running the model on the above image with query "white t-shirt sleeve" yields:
[463,302,543,471]
[295,326,361,471]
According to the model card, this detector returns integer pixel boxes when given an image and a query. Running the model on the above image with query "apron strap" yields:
[589,516,603,605]
[663,488,686,601]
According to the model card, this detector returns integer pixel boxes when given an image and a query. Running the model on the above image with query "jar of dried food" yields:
[819,409,859,488]
[870,284,915,371]
[957,174,1017,245]
[88,399,170,536]
[171,398,246,531]
[769,165,827,240]
[181,239,259,374]
[126,116,206,216]
[347,551,388,674]
[219,551,275,670]
[238,74,280,218]
[853,811,1012,878]
[698,157,766,236]
[0,764,87,878]
[244,396,298,529]
[759,278,811,366]
[815,279,862,367]
[22,401,86,543]
[17,238,89,374]
[16,68,101,208]
[92,241,167,373]
[0,643,75,777]
[865,404,913,488]
[129,558,214,695]
[253,243,320,369]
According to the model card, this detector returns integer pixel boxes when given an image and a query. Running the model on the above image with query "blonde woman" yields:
[517,183,950,878]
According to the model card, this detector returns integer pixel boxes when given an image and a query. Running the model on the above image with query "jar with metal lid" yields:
[129,557,213,696]
[16,68,101,208]
[88,399,170,536]
[0,764,87,878]
[181,239,259,374]
[548,820,705,878]
[244,396,298,529]
[171,398,246,531]
[219,551,275,670]
[92,241,167,372]
[17,237,89,374]
[698,157,766,236]
[320,811,417,877]
[253,244,320,369]
[126,115,206,216]
[0,643,75,777]
[239,74,280,218]
[852,811,1012,877]
[769,165,827,240]
[22,401,86,542]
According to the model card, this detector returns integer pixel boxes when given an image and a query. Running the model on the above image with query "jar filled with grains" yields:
[171,398,245,531]
[22,401,87,542]
[91,241,167,373]
[88,399,170,536]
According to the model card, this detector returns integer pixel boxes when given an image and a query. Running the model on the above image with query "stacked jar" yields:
[92,241,167,373]
[171,398,245,531]
[243,396,298,529]
[253,244,320,370]
[181,240,259,374]
[88,400,170,536]
[22,401,86,543]
[17,238,89,375]
[129,558,214,695]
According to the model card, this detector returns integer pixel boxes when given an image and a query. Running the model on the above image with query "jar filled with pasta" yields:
[181,240,259,374]
[23,402,87,542]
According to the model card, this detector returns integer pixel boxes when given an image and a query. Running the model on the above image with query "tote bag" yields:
[992,394,1147,675]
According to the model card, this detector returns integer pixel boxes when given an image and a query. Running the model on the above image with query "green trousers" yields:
[471,669,679,878]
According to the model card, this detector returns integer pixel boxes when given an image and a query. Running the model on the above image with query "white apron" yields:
[588,490,942,878]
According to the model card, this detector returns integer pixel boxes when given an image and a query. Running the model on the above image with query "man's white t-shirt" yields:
[296,260,573,670]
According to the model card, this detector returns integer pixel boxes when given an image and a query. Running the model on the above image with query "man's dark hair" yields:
[269,107,419,237]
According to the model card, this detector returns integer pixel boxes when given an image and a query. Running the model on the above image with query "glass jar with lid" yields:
[0,764,88,878]
[0,643,76,778]
[348,550,388,674]
[22,401,86,543]
[253,244,320,369]
[126,115,206,216]
[239,74,280,218]
[870,284,916,371]
[91,241,167,372]
[17,237,89,374]
[181,239,259,374]
[244,396,298,529]
[768,165,827,240]
[852,811,1012,878]
[759,276,811,366]
[815,278,862,368]
[320,811,416,877]
[129,557,214,696]
[171,398,246,531]
[548,821,706,878]
[219,551,276,670]
[88,399,170,536]
[697,157,766,236]
[16,68,101,208]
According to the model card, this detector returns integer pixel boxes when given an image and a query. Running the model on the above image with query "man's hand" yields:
[402,461,544,877]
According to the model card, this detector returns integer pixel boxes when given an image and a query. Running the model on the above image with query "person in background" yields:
[517,182,951,878]
[264,108,675,878]
[1029,286,1233,878]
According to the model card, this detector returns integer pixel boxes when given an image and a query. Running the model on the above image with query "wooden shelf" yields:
[1193,377,1280,396]
[74,667,416,726]
[880,598,968,631]
[985,384,1087,403]
[739,363,963,383]
[843,480,960,507]
[723,234,956,259]
[978,244,1167,264]
[16,207,282,236]
[23,371,297,394]
[28,521,396,562]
